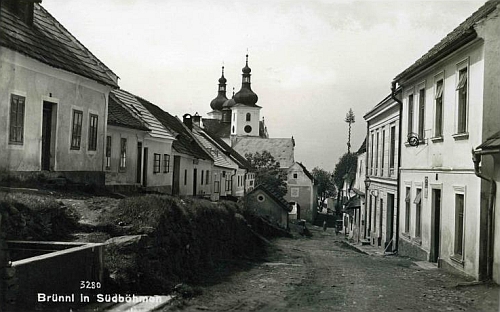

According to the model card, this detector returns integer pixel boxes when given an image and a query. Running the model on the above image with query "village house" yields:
[109,90,175,193]
[364,92,401,252]
[140,103,214,198]
[245,184,292,230]
[344,139,367,243]
[393,0,500,282]
[105,96,150,190]
[284,162,318,222]
[0,0,118,185]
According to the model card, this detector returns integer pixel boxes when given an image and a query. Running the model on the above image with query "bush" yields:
[101,195,265,293]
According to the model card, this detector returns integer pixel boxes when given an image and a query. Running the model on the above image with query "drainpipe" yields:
[391,81,402,253]
[472,149,497,281]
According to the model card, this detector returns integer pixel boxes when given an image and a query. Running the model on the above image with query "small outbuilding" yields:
[245,184,292,230]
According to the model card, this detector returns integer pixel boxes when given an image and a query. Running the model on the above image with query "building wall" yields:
[0,48,110,173]
[232,168,247,197]
[247,190,289,229]
[492,154,500,284]
[105,126,146,186]
[175,155,213,197]
[231,106,260,137]
[143,138,173,193]
[398,41,487,279]
[285,163,317,222]
[211,167,235,199]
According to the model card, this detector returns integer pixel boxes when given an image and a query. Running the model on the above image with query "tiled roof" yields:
[202,119,231,138]
[0,3,118,87]
[108,96,150,131]
[192,126,238,170]
[395,0,499,81]
[249,184,292,212]
[233,137,295,169]
[139,99,211,160]
[477,131,500,150]
[202,128,251,170]
[111,89,175,140]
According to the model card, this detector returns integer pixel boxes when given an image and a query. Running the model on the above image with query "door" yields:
[430,189,442,263]
[142,148,148,187]
[386,194,395,250]
[378,198,383,246]
[136,142,142,184]
[41,102,53,171]
[172,156,181,195]
[193,168,197,196]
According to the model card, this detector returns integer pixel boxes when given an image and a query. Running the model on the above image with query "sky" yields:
[43,0,486,172]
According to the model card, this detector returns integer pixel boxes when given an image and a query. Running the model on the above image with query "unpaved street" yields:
[167,226,500,312]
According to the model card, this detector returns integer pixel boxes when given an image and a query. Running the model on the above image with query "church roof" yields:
[0,2,118,87]
[202,118,231,138]
[138,98,211,160]
[233,137,295,169]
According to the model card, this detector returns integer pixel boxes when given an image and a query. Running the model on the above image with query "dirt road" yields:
[166,226,499,312]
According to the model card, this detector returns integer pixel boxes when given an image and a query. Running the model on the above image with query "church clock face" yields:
[244,125,252,133]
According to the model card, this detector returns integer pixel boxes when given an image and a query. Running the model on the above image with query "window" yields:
[455,194,465,256]
[9,94,25,144]
[206,170,210,184]
[405,187,411,233]
[119,138,127,170]
[414,188,422,238]
[71,110,83,150]
[370,133,374,175]
[184,169,188,185]
[88,114,98,151]
[457,68,468,134]
[389,126,396,174]
[244,125,252,133]
[381,129,385,176]
[246,113,251,122]
[201,170,204,185]
[153,154,161,173]
[226,178,232,191]
[105,136,111,170]
[163,154,170,173]
[293,173,298,179]
[418,88,425,139]
[435,80,444,137]
[407,94,414,135]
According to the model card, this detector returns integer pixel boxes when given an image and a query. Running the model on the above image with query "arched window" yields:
[246,113,251,122]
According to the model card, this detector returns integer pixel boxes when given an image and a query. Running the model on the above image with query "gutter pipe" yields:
[472,148,497,281]
[391,81,403,253]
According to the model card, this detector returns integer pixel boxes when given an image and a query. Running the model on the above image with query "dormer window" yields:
[3,0,40,26]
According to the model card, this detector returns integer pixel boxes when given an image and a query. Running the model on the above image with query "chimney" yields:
[192,112,201,127]
[183,113,193,130]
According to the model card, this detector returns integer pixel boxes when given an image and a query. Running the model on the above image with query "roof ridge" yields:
[36,3,118,83]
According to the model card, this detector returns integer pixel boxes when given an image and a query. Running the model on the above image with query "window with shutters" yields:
[88,114,98,151]
[71,110,83,150]
[9,94,25,144]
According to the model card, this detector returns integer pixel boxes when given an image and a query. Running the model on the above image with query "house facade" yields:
[246,184,292,230]
[110,90,175,193]
[0,1,118,185]
[284,162,318,223]
[346,139,367,243]
[364,93,400,252]
[394,0,500,281]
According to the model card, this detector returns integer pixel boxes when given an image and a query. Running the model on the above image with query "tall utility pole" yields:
[345,108,355,153]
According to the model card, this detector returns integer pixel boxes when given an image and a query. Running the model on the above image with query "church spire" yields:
[234,54,258,106]
[210,65,228,111]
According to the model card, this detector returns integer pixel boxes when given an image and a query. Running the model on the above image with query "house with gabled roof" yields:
[140,102,214,198]
[245,184,292,230]
[284,162,317,222]
[110,89,176,193]
[0,0,118,185]
[393,0,500,282]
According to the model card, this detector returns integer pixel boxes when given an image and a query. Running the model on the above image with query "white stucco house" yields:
[393,0,500,282]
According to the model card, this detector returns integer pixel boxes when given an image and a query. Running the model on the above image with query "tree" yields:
[345,108,355,153]
[332,152,358,212]
[245,150,287,197]
[311,167,335,205]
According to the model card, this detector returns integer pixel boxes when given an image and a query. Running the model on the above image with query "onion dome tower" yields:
[210,66,228,111]
[230,54,261,138]
[233,54,258,106]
